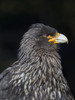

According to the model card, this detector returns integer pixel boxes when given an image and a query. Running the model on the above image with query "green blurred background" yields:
[0,0,75,97]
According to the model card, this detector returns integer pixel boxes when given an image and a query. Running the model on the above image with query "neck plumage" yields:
[18,49,65,98]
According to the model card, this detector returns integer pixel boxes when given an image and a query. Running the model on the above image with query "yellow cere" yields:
[48,32,60,44]
[43,32,60,44]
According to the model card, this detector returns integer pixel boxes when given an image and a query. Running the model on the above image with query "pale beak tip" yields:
[56,33,69,44]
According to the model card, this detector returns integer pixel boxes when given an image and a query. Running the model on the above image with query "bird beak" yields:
[48,32,68,44]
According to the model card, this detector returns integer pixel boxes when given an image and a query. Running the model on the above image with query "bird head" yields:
[19,23,68,59]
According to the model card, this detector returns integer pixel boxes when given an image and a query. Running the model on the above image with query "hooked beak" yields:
[54,33,68,44]
[47,32,68,44]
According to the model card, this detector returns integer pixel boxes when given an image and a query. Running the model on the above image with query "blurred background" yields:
[0,0,75,97]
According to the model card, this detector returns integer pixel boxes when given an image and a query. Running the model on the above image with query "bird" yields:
[0,23,74,100]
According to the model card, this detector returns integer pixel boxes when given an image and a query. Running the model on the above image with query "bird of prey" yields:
[0,23,74,100]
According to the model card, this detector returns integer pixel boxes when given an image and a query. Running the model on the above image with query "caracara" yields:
[0,23,74,100]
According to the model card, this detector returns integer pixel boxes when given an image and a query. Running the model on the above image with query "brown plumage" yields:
[0,23,74,100]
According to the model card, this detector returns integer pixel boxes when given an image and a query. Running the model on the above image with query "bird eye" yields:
[43,34,48,37]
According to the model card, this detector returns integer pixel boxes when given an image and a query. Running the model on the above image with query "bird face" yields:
[43,32,68,44]
[30,23,68,45]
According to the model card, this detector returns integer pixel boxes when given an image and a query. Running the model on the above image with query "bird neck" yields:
[17,54,68,99]
[25,53,62,84]
[19,48,62,84]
